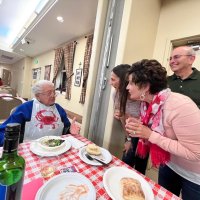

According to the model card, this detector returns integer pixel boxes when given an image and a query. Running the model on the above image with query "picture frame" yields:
[32,68,41,80]
[74,69,82,87]
[44,65,51,80]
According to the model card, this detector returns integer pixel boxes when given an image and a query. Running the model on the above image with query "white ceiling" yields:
[0,0,98,65]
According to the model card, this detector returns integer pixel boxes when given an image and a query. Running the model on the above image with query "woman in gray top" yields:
[110,64,147,174]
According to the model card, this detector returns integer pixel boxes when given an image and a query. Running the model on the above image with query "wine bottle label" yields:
[0,177,24,200]
[0,167,24,200]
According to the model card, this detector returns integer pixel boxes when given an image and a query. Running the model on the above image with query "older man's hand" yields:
[70,117,80,134]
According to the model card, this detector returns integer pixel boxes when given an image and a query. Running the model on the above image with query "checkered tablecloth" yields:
[17,134,181,200]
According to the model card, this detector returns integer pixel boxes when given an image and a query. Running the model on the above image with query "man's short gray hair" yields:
[181,46,196,56]
[32,80,54,95]
[187,46,196,56]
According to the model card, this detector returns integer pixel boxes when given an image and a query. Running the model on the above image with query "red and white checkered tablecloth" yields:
[17,134,181,200]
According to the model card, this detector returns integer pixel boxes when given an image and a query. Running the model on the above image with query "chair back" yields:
[0,96,23,120]
[0,89,10,94]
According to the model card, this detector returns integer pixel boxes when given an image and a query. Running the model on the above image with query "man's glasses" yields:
[39,90,57,97]
[168,54,192,61]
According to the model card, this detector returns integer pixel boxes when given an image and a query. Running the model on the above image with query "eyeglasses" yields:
[168,54,192,61]
[39,90,57,97]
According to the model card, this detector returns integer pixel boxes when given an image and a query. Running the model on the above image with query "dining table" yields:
[13,134,181,200]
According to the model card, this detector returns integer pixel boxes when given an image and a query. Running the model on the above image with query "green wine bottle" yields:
[0,123,25,200]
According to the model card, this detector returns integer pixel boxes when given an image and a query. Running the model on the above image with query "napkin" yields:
[66,136,86,149]
[22,178,43,200]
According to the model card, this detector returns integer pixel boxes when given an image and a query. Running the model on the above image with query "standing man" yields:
[167,45,200,108]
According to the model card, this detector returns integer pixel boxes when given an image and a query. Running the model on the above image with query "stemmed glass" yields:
[39,156,58,182]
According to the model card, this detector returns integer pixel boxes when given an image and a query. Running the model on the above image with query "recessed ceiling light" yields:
[57,16,64,23]
[21,38,26,44]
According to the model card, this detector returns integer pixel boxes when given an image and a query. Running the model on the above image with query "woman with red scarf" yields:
[125,59,200,200]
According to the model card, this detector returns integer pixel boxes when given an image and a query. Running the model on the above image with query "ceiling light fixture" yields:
[57,16,64,23]
[21,38,26,45]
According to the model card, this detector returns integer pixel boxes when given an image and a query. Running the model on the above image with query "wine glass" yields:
[39,156,57,182]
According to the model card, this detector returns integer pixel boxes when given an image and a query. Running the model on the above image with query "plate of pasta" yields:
[35,173,96,200]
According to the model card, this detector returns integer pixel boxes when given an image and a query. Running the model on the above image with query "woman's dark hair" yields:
[128,59,167,94]
[112,64,130,115]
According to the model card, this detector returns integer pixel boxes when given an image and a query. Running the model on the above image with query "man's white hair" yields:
[181,46,196,56]
[32,80,54,95]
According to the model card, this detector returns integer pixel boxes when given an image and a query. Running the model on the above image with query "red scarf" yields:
[136,89,171,167]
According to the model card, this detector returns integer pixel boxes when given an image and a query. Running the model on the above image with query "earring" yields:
[140,92,145,101]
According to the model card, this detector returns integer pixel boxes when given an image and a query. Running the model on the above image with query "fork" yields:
[85,153,108,166]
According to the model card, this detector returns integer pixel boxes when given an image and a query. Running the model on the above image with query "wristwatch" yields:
[126,137,131,142]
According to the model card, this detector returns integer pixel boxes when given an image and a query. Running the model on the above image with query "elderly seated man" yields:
[0,80,79,146]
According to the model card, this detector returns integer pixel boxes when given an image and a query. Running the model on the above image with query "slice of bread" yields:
[86,144,101,155]
[120,177,145,200]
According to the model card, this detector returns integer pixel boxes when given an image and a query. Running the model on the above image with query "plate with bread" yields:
[78,144,112,166]
[103,166,154,200]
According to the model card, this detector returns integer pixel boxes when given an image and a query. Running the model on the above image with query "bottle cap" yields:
[5,123,21,138]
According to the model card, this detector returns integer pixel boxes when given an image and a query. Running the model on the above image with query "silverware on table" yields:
[85,153,108,165]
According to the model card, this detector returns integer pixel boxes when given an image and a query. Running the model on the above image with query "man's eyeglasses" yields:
[39,90,57,97]
[168,54,192,61]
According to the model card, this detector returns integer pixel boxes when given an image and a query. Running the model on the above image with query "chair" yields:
[0,96,23,120]
[0,89,10,94]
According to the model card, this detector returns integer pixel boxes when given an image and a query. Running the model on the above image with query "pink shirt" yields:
[149,92,200,174]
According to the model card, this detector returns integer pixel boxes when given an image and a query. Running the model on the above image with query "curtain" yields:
[52,47,64,84]
[63,41,76,100]
[79,34,94,104]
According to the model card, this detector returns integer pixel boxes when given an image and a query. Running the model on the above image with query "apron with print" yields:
[24,99,64,141]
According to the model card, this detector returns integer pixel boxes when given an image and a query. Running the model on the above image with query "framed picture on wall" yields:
[32,68,41,80]
[74,69,82,87]
[44,65,51,80]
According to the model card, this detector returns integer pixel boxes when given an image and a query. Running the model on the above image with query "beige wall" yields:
[11,59,25,96]
[31,36,88,115]
[123,0,161,63]
[11,57,32,98]
[22,57,32,98]
[153,0,200,72]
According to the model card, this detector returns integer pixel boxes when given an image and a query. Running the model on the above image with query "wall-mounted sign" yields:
[34,59,38,64]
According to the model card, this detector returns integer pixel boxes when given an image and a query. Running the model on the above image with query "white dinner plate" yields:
[103,166,154,200]
[78,146,112,166]
[30,138,71,157]
[37,136,66,151]
[35,173,96,200]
